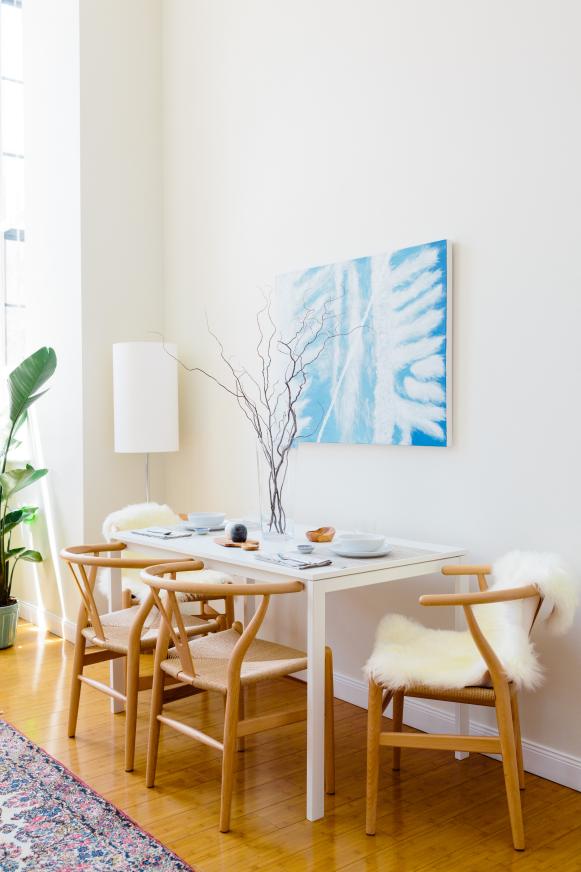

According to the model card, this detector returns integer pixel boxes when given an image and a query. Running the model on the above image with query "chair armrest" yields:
[62,542,126,555]
[441,564,492,576]
[420,583,538,607]
[141,562,304,597]
[60,544,191,570]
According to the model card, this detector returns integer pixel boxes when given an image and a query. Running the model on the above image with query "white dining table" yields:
[109,524,466,821]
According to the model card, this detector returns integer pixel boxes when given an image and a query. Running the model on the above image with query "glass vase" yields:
[256,442,297,541]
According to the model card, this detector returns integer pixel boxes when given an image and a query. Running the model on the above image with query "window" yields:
[0,0,25,369]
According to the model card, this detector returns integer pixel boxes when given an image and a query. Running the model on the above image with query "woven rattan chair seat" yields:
[403,683,496,706]
[82,605,217,654]
[160,627,308,693]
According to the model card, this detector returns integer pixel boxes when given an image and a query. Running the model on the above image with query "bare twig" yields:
[157,291,362,534]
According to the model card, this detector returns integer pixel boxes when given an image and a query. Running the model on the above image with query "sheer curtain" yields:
[0,0,25,368]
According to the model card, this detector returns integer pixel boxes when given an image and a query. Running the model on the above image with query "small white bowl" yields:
[335,533,385,553]
[297,543,314,554]
[188,512,226,528]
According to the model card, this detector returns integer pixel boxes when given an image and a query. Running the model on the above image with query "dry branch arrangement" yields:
[163,293,359,536]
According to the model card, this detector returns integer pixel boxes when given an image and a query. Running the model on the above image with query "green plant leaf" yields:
[8,347,57,427]
[2,509,25,533]
[19,550,42,563]
[6,546,25,558]
[0,507,38,535]
[20,505,39,524]
[0,465,47,500]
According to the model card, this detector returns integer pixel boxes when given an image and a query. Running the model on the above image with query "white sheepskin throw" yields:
[102,502,181,541]
[98,502,232,603]
[365,551,578,692]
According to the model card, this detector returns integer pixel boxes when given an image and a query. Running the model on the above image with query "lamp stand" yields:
[145,453,150,503]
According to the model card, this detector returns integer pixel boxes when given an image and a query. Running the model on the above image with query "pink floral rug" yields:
[0,720,194,871]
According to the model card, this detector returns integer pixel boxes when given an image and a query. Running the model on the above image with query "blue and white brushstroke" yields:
[276,240,450,447]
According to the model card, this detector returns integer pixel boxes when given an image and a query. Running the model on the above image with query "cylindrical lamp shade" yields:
[113,342,179,453]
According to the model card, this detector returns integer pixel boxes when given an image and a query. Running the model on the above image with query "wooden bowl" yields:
[306,526,336,543]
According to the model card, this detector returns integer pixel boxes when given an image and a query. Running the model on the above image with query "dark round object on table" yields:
[230,523,248,543]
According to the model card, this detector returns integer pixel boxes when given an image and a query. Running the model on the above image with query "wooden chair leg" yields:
[68,631,86,738]
[381,689,394,713]
[324,646,335,795]
[224,596,235,630]
[496,683,525,850]
[145,636,168,788]
[236,687,246,752]
[220,685,240,833]
[124,644,141,772]
[392,690,404,771]
[510,686,525,790]
[366,678,383,835]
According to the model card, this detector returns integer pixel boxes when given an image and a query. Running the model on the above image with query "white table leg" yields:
[108,560,125,713]
[454,562,470,759]
[306,580,326,821]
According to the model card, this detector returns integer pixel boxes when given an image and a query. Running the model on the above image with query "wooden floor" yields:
[2,622,581,871]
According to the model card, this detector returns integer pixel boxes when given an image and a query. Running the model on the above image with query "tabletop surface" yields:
[114,524,465,583]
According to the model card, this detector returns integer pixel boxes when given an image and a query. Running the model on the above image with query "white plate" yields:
[330,545,392,559]
[180,523,225,532]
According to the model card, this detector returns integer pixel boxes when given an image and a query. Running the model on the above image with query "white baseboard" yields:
[18,599,76,643]
[19,606,580,794]
[333,671,581,792]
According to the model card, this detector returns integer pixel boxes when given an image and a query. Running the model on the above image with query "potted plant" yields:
[0,347,57,649]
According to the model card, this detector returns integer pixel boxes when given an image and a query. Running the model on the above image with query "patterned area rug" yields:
[0,720,194,871]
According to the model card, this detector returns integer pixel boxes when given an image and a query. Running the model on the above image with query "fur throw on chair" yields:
[365,551,578,692]
[102,502,181,541]
[98,502,232,603]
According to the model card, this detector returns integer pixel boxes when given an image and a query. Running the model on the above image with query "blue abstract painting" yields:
[276,239,451,447]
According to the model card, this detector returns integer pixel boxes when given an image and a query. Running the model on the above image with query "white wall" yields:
[79,0,165,539]
[162,0,581,767]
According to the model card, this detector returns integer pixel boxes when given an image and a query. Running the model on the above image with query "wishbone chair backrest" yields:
[141,560,304,685]
[60,542,183,644]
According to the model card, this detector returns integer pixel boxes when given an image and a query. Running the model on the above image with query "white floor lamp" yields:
[113,341,179,502]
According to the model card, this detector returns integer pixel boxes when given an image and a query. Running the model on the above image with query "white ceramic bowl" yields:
[187,512,226,528]
[297,543,315,554]
[335,532,385,553]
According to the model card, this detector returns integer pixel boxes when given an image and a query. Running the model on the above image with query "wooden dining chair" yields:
[141,560,335,833]
[365,564,547,851]
[61,543,231,772]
